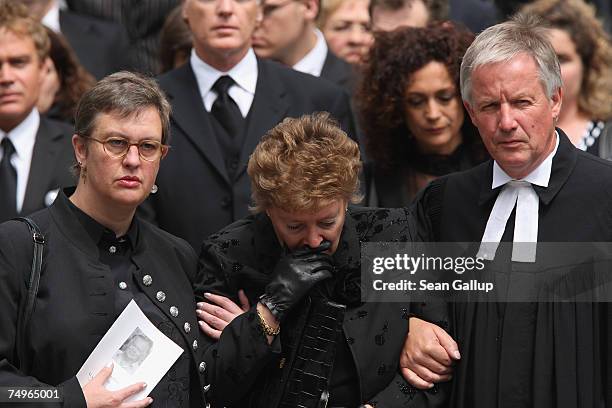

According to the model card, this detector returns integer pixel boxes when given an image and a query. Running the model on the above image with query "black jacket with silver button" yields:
[0,190,208,407]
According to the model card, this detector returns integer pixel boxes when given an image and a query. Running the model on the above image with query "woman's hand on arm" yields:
[196,290,250,339]
[400,317,460,389]
[82,363,152,408]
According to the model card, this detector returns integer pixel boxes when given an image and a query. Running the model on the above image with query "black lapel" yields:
[236,59,289,177]
[161,64,230,185]
[532,128,577,205]
[22,118,69,215]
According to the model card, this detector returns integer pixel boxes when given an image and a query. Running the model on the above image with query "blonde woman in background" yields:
[521,0,612,157]
[318,0,373,65]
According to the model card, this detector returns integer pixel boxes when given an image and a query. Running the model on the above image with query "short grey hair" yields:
[74,71,171,145]
[460,13,562,104]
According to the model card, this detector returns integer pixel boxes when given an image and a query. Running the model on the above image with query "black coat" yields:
[195,207,443,407]
[141,58,358,248]
[412,129,612,407]
[60,10,131,79]
[0,191,207,407]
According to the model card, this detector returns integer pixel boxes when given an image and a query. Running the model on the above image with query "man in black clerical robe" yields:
[404,14,612,408]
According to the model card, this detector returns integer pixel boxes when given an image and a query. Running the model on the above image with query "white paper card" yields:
[76,299,184,402]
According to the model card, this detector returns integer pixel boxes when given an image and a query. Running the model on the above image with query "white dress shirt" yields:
[292,29,328,78]
[190,48,258,118]
[41,1,62,33]
[0,109,40,213]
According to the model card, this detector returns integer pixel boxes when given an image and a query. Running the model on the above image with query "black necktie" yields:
[211,76,244,138]
[0,137,17,221]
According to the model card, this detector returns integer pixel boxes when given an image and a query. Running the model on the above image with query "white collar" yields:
[492,131,560,189]
[292,28,328,77]
[41,1,61,33]
[0,109,40,212]
[190,48,258,99]
[1,109,40,158]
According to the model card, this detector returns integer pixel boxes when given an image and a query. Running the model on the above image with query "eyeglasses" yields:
[89,137,169,161]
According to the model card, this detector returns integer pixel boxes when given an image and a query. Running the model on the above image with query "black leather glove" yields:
[260,241,334,321]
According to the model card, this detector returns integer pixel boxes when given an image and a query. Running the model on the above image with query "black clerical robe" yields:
[413,129,612,408]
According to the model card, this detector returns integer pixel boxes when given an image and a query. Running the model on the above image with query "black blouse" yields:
[68,200,192,407]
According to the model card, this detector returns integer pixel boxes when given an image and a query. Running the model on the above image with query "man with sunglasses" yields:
[141,0,357,249]
[252,0,354,90]
[0,1,74,223]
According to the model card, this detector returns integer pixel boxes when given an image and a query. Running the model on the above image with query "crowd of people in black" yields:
[0,0,611,407]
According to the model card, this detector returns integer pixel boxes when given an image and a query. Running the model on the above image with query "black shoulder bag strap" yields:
[14,216,45,372]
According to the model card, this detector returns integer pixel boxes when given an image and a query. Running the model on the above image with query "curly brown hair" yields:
[357,22,476,171]
[248,113,362,213]
[520,0,612,121]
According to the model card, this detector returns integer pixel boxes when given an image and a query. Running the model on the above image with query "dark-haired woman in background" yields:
[37,27,95,123]
[358,23,487,207]
[520,0,612,157]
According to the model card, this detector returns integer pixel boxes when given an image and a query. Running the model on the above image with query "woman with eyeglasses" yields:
[0,72,209,407]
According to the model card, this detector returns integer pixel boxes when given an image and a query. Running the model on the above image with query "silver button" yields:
[184,322,191,333]
[203,384,210,393]
[109,245,117,254]
[192,339,198,350]
[142,275,152,286]
[170,306,179,317]
[586,136,595,147]
[118,281,127,290]
[199,362,206,373]
[156,291,166,302]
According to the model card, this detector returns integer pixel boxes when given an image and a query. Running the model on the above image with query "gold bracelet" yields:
[256,307,280,336]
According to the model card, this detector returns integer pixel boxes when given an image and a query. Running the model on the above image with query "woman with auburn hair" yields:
[193,113,445,407]
[521,0,612,157]
[358,23,487,207]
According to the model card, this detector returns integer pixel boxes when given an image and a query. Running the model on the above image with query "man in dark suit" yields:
[252,0,353,89]
[142,0,357,248]
[24,0,130,79]
[401,15,612,406]
[0,1,74,223]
